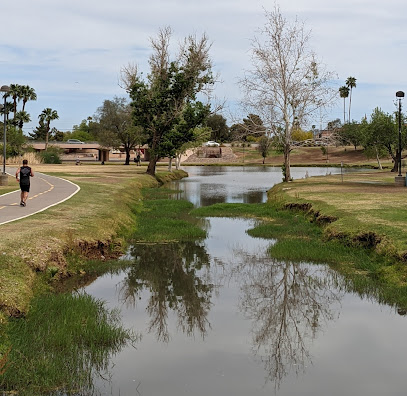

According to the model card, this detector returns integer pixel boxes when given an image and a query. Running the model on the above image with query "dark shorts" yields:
[20,184,30,192]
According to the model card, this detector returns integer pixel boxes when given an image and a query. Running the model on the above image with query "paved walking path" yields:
[0,167,80,226]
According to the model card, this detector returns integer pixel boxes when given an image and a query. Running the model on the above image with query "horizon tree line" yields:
[0,83,60,156]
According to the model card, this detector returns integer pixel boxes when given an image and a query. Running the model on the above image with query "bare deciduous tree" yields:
[239,6,337,181]
[118,62,139,93]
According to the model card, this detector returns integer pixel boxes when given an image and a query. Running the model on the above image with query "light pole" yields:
[395,91,405,186]
[0,85,10,186]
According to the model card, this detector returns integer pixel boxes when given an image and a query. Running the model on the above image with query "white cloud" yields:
[1,0,406,132]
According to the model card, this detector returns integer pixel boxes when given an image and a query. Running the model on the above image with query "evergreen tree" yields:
[129,27,214,176]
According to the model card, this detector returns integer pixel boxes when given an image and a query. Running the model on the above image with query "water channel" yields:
[85,166,407,396]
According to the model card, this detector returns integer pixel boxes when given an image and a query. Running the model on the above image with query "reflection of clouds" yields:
[230,249,343,389]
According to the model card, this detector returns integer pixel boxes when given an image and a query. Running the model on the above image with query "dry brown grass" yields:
[4,152,43,165]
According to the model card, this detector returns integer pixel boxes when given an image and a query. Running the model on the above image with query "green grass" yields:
[0,292,135,395]
[0,171,159,323]
[132,187,206,242]
[193,201,407,310]
[0,166,187,366]
[0,176,20,195]
[0,255,34,319]
[192,202,277,219]
[269,172,407,256]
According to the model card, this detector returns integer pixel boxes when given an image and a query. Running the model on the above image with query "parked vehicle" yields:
[66,139,84,144]
[204,141,220,147]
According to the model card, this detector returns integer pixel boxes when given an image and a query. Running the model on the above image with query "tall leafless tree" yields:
[239,6,336,181]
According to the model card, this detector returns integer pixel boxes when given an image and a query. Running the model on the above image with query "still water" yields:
[85,166,406,396]
[169,165,365,205]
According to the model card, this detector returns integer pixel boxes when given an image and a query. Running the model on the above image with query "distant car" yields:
[204,141,220,147]
[67,139,84,144]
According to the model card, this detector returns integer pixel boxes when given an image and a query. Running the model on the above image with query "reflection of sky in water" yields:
[171,166,369,206]
[86,213,407,396]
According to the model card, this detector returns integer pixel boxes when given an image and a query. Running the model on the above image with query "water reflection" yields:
[118,241,214,342]
[116,217,344,390]
[82,167,404,396]
[234,254,341,388]
[172,166,359,206]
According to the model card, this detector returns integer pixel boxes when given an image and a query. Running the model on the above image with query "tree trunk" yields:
[391,149,400,172]
[168,157,172,171]
[175,154,181,170]
[283,144,291,182]
[343,98,346,125]
[124,148,131,165]
[375,147,383,170]
[45,131,49,150]
[146,156,158,176]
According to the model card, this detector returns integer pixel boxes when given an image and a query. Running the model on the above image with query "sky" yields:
[1,0,407,135]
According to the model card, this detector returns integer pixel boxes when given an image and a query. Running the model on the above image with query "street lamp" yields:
[0,85,10,186]
[395,91,406,186]
[396,91,405,176]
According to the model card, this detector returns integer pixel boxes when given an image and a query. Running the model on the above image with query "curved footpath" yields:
[0,167,80,226]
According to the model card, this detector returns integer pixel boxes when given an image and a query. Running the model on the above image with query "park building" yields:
[28,141,148,163]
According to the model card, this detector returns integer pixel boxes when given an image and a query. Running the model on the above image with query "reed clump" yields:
[3,152,43,165]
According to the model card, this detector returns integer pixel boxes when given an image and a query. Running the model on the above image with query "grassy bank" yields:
[1,293,135,395]
[269,170,407,259]
[0,167,195,395]
[0,163,187,325]
[193,198,407,309]
[227,145,396,168]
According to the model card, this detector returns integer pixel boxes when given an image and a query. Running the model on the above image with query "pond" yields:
[84,166,406,396]
[169,165,365,205]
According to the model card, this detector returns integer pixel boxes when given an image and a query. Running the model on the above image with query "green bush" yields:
[40,147,62,164]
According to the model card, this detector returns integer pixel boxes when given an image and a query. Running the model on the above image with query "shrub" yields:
[40,147,62,164]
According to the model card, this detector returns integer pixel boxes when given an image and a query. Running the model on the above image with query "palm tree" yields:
[339,85,350,124]
[39,108,59,149]
[20,85,37,112]
[346,76,357,123]
[4,102,13,122]
[8,84,23,120]
[15,110,31,130]
[339,86,350,124]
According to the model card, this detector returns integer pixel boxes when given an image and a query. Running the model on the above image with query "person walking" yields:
[15,159,34,207]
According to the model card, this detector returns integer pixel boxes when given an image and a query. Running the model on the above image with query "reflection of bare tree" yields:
[235,251,342,388]
[118,241,213,342]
